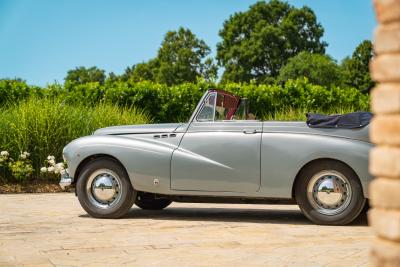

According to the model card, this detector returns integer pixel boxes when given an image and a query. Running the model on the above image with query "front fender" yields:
[63,135,176,193]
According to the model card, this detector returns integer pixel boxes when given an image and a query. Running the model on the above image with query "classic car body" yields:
[61,89,372,225]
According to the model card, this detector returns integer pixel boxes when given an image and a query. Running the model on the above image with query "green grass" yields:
[0,98,151,181]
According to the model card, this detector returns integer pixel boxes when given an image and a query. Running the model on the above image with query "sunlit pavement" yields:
[0,193,372,266]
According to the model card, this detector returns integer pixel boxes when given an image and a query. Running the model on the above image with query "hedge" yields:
[1,78,370,123]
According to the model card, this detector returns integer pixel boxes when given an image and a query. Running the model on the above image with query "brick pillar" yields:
[369,0,400,266]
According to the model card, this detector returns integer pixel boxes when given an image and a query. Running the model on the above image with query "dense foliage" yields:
[0,79,369,123]
[0,79,40,106]
[65,66,106,86]
[341,40,374,91]
[278,52,343,87]
[217,0,326,83]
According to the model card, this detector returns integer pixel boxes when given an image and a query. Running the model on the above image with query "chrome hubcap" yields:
[307,170,352,216]
[87,169,122,209]
[92,175,118,202]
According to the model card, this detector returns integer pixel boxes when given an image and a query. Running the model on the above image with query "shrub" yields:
[0,79,38,106]
[8,152,34,182]
[0,151,33,182]
[223,79,370,118]
[103,81,209,122]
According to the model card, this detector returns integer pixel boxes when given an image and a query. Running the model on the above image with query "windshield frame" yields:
[196,92,217,122]
[192,89,243,123]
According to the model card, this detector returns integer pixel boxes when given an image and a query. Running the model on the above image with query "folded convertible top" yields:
[306,112,372,129]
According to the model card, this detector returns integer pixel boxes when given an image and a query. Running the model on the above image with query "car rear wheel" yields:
[135,193,172,210]
[295,160,366,225]
[76,158,136,219]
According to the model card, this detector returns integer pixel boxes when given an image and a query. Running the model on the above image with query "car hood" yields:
[93,123,184,135]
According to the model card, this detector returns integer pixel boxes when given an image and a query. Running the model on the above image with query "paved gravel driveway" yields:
[0,193,372,266]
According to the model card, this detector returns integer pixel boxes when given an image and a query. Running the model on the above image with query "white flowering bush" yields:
[41,155,67,176]
[6,151,34,181]
[0,151,11,180]
[0,150,67,182]
[0,150,10,167]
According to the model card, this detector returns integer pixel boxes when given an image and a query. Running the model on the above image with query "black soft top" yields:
[306,112,372,129]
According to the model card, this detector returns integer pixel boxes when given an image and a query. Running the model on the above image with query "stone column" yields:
[369,0,400,266]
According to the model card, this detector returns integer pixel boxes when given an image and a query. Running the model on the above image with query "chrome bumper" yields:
[59,170,73,189]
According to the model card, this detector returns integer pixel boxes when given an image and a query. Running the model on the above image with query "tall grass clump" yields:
[0,97,151,180]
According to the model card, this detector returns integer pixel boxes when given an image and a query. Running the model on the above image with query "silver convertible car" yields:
[61,89,372,225]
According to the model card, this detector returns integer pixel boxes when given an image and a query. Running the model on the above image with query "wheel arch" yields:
[291,158,362,198]
[73,154,132,189]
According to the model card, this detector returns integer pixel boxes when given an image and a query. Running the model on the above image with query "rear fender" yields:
[261,133,373,198]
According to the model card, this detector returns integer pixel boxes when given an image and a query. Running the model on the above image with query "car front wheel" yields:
[76,158,136,219]
[295,160,366,225]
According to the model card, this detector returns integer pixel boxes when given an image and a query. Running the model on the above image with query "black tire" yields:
[76,158,136,219]
[295,160,366,225]
[135,193,172,210]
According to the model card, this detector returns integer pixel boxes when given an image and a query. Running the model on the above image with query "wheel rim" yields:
[307,170,352,216]
[86,169,122,209]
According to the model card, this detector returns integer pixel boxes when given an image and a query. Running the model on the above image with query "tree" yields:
[155,28,217,84]
[105,72,120,85]
[278,52,343,87]
[341,40,374,91]
[217,0,327,83]
[128,60,158,82]
[124,28,217,85]
[120,66,135,82]
[65,66,106,85]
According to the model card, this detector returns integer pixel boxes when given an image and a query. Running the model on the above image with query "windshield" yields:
[197,93,216,121]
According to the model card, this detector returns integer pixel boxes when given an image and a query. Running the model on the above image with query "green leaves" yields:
[0,79,32,107]
[123,27,217,85]
[8,154,34,182]
[341,40,375,91]
[278,52,343,87]
[0,151,33,182]
[65,66,106,86]
[0,77,370,125]
[217,0,327,83]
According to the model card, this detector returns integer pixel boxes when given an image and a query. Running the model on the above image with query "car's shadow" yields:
[80,206,368,226]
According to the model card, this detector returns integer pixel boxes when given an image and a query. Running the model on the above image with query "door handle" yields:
[243,129,258,134]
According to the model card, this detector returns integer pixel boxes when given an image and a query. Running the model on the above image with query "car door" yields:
[171,91,262,193]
